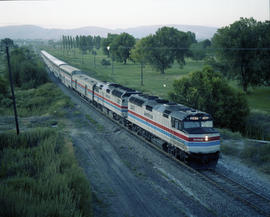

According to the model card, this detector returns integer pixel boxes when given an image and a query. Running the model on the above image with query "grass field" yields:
[47,48,270,114]
[48,48,204,99]
[229,80,270,114]
[246,87,270,113]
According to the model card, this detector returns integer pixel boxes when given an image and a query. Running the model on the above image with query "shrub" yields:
[101,58,111,66]
[0,82,71,117]
[4,47,48,89]
[169,66,250,132]
[243,111,270,140]
[240,143,270,174]
[0,75,8,97]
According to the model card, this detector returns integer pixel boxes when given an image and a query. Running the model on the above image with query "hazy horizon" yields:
[0,0,268,30]
[0,23,220,30]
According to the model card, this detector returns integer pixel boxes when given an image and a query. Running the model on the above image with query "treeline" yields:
[169,18,270,136]
[0,41,49,112]
[0,43,48,90]
[59,18,270,92]
[0,41,74,117]
[169,66,250,132]
[58,18,270,135]
[62,35,101,54]
[211,18,270,93]
[61,27,197,73]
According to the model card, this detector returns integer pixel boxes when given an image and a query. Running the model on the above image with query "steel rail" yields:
[49,68,270,217]
[200,170,270,217]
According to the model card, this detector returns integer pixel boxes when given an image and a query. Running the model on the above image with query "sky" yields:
[0,0,269,29]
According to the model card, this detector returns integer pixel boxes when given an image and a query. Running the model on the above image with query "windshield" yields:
[201,121,213,128]
[183,121,200,129]
[183,121,213,129]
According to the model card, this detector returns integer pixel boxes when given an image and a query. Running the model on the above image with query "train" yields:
[40,50,220,169]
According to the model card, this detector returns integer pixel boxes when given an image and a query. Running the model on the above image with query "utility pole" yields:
[3,39,20,135]
[112,58,114,75]
[140,62,144,86]
[107,46,114,75]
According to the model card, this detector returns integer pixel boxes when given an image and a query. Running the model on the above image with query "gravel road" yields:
[47,74,270,217]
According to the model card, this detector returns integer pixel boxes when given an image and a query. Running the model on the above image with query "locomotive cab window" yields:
[94,87,99,93]
[183,121,200,129]
[201,121,213,128]
[171,118,182,130]
[183,120,213,129]
[146,105,152,112]
[85,85,87,95]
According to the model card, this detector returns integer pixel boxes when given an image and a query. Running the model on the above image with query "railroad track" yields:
[200,170,270,216]
[54,74,270,216]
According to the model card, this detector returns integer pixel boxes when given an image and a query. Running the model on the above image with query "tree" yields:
[190,43,204,61]
[86,35,94,53]
[212,17,269,92]
[169,66,249,131]
[101,33,118,56]
[110,33,135,64]
[134,27,193,74]
[256,21,270,85]
[5,47,48,89]
[130,37,149,65]
[79,36,88,54]
[93,36,101,49]
[75,35,80,48]
[0,75,8,101]
[190,39,212,61]
[130,38,150,85]
[62,35,66,50]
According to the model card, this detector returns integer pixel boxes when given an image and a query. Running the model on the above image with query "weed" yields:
[243,111,270,140]
[0,129,93,217]
[85,114,104,131]
[0,83,71,117]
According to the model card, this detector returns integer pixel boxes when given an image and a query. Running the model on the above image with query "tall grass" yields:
[219,128,270,174]
[240,143,270,174]
[243,111,270,140]
[0,128,92,217]
[0,82,72,117]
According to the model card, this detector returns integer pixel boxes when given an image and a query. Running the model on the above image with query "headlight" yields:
[205,136,209,141]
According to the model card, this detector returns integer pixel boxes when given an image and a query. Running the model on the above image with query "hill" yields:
[0,24,217,41]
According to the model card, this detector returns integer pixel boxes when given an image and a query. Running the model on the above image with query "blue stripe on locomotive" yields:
[128,113,219,148]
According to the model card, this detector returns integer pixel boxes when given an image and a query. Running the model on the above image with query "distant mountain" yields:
[0,24,218,41]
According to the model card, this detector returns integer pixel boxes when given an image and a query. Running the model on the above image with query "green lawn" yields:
[228,80,270,114]
[246,87,270,113]
[47,48,204,99]
[47,48,270,114]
